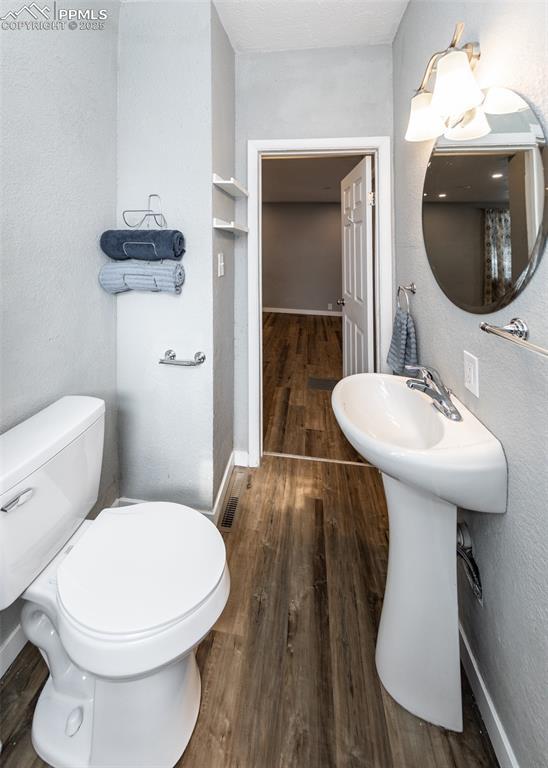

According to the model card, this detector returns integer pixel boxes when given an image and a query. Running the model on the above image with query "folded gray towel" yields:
[387,307,418,374]
[99,260,185,294]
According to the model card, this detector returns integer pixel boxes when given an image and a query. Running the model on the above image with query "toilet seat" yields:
[57,501,226,636]
[54,502,230,678]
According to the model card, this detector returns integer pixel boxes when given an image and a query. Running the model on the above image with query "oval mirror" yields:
[422,94,547,313]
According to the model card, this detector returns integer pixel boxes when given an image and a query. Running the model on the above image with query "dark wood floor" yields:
[0,458,498,768]
[263,312,364,463]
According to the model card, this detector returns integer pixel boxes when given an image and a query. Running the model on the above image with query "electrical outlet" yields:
[328,302,333,311]
[217,252,225,278]
[463,351,479,397]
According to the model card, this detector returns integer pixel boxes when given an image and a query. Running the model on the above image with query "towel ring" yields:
[397,283,416,312]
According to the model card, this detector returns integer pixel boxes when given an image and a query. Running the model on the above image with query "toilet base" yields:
[32,651,201,768]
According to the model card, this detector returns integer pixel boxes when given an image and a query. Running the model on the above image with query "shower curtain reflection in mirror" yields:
[483,208,512,303]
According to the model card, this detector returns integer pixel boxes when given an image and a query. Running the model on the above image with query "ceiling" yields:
[213,0,409,53]
[262,155,364,203]
[424,155,511,205]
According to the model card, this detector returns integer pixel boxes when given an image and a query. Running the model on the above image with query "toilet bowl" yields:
[0,397,230,768]
[22,503,229,768]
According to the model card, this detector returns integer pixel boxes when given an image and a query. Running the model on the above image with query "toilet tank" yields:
[0,396,105,609]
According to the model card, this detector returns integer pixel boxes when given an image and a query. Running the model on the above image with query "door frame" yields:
[247,136,394,467]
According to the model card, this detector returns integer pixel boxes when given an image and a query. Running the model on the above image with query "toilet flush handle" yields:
[1,488,33,513]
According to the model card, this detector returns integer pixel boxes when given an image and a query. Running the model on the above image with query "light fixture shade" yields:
[431,50,484,118]
[444,107,491,141]
[405,91,446,142]
[482,86,528,114]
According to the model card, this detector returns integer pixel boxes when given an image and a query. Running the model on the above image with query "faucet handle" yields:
[404,364,442,384]
[404,364,430,380]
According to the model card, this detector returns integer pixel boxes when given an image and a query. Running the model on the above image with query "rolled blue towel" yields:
[387,307,418,374]
[100,229,185,261]
[99,260,185,294]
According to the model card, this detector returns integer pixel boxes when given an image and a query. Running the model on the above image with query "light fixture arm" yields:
[414,22,480,94]
[417,51,446,93]
[449,21,464,48]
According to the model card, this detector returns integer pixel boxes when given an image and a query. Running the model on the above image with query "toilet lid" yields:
[56,502,227,636]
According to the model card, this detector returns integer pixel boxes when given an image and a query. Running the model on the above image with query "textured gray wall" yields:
[393,3,548,765]
[211,5,236,495]
[234,43,394,453]
[262,203,342,311]
[0,3,120,643]
[116,1,215,509]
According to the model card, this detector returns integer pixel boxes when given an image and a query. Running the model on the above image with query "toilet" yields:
[0,396,230,768]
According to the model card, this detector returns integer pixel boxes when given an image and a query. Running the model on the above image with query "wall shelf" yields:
[213,218,249,235]
[212,174,248,198]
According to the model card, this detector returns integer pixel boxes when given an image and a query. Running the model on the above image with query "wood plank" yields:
[0,642,48,768]
[263,312,364,463]
[176,631,244,768]
[277,492,336,768]
[322,462,394,767]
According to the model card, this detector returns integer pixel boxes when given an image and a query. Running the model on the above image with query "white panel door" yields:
[340,157,374,377]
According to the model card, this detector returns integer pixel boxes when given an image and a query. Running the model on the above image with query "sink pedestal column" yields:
[376,474,462,731]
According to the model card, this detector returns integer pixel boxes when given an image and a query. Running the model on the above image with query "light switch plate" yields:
[328,303,333,311]
[217,252,225,278]
[463,351,479,397]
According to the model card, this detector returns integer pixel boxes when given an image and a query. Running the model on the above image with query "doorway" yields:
[261,154,368,461]
[247,137,394,467]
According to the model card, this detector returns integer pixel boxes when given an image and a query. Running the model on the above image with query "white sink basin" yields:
[332,373,507,513]
[332,373,507,731]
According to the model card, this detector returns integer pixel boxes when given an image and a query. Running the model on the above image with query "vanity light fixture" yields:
[405,22,481,142]
[491,172,504,179]
[438,193,447,198]
[406,30,529,144]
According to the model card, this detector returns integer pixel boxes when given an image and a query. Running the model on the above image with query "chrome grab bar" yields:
[158,350,206,367]
[479,318,548,359]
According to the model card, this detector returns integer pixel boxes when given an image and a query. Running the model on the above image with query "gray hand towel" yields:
[99,260,185,294]
[387,307,418,374]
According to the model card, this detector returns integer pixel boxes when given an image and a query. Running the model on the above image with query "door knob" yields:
[337,298,345,306]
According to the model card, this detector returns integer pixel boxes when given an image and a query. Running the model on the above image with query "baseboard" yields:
[0,622,27,679]
[459,623,519,768]
[233,449,250,467]
[211,451,235,525]
[263,307,342,317]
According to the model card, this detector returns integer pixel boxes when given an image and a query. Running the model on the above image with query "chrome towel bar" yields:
[479,318,548,359]
[159,350,206,366]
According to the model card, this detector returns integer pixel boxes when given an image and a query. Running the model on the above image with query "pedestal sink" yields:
[332,373,507,731]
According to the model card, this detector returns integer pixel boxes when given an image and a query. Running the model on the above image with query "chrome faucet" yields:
[404,365,462,422]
